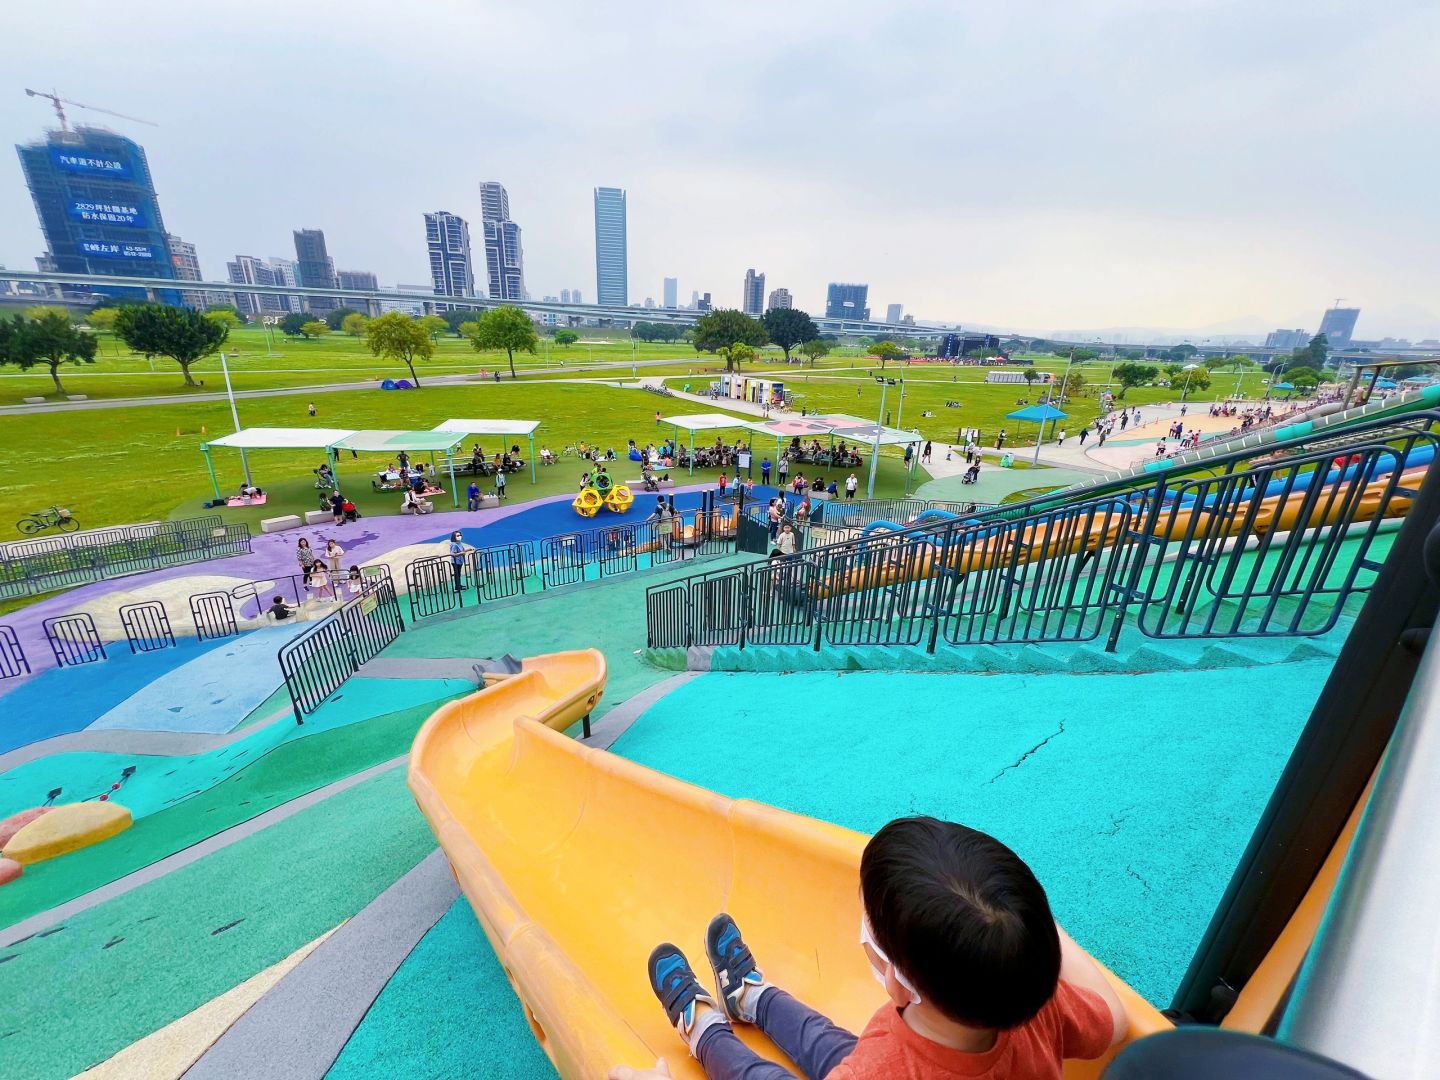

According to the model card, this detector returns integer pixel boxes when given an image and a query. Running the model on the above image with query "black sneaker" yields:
[647,943,721,1050]
[706,913,772,1024]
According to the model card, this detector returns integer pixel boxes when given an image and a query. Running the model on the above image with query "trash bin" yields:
[1001,453,1014,468]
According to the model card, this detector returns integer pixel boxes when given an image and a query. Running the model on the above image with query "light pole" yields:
[219,351,251,486]
[893,369,908,430]
[1057,350,1076,403]
[866,376,895,499]
[1181,363,1200,402]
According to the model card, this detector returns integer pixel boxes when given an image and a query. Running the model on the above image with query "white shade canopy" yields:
[330,430,467,453]
[203,427,355,450]
[433,418,542,436]
[662,413,753,433]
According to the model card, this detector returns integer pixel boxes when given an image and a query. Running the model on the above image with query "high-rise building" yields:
[228,255,286,317]
[885,303,903,324]
[560,288,572,304]
[479,182,525,301]
[593,187,628,306]
[424,210,474,309]
[1318,306,1360,349]
[267,257,303,313]
[698,292,713,312]
[292,229,337,312]
[1265,329,1310,350]
[166,233,213,309]
[766,287,792,312]
[572,288,582,305]
[825,282,870,321]
[663,277,678,309]
[742,269,765,316]
[15,126,181,303]
[644,297,656,309]
[337,269,380,316]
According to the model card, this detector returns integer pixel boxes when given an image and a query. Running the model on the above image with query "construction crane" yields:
[24,88,158,133]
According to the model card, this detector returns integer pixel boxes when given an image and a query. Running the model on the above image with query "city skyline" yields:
[1,2,1437,338]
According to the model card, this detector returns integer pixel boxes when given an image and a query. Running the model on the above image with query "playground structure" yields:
[409,649,1169,1078]
[572,472,635,517]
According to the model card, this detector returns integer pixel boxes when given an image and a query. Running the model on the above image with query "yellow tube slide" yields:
[408,650,1170,1079]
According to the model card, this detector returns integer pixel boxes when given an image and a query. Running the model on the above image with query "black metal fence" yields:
[43,613,106,667]
[648,414,1439,655]
[401,497,738,622]
[278,575,405,722]
[0,626,29,680]
[0,516,252,601]
[120,600,176,653]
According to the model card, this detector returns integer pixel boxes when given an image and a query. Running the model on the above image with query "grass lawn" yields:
[0,380,929,530]
[669,357,1277,449]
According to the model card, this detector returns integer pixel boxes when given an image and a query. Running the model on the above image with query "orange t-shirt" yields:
[825,980,1113,1080]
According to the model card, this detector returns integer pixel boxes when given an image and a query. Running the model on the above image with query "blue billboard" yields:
[68,198,147,227]
[80,240,156,260]
[49,146,132,178]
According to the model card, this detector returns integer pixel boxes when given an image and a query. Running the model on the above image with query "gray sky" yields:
[3,0,1437,339]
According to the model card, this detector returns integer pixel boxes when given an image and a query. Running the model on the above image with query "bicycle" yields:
[17,505,79,536]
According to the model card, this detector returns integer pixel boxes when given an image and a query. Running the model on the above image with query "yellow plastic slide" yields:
[408,650,1171,1079]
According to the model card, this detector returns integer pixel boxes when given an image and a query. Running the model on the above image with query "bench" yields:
[628,474,674,486]
[260,514,303,533]
[304,509,333,525]
[66,394,88,401]
[22,396,45,404]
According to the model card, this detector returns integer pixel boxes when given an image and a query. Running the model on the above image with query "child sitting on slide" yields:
[610,817,1126,1080]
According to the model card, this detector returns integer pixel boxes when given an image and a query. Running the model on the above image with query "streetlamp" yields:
[866,376,896,499]
[1181,363,1201,402]
[218,352,251,486]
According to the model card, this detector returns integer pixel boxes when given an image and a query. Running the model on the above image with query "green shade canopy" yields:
[328,430,468,453]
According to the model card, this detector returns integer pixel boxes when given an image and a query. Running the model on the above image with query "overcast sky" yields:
[2,0,1436,339]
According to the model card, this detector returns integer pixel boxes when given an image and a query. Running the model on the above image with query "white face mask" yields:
[860,912,922,1005]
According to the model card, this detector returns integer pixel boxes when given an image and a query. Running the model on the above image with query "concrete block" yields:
[66,394,88,401]
[22,396,45,404]
[304,509,332,525]
[261,514,303,534]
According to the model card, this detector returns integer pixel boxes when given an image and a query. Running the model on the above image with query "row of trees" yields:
[362,305,539,385]
[687,307,836,370]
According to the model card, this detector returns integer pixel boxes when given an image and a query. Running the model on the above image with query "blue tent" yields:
[1375,378,1399,390]
[1006,404,1068,463]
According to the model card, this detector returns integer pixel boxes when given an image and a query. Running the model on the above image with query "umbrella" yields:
[1006,404,1068,463]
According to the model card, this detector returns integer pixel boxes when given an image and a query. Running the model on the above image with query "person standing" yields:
[655,410,662,426]
[845,473,858,500]
[296,537,317,581]
[310,564,334,601]
[324,537,344,574]
[775,522,797,556]
[1057,428,1067,447]
[767,498,782,540]
[995,429,1008,449]
[496,469,507,499]
[330,489,345,526]
[760,457,771,484]
[398,450,410,471]
[922,441,933,464]
[717,472,728,499]
[777,456,789,485]
[448,531,467,593]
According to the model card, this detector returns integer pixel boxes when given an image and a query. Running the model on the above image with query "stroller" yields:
[961,464,981,485]
[641,471,661,493]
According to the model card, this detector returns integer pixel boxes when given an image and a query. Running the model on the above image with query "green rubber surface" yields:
[326,898,553,1080]
[0,682,469,929]
[0,766,434,1080]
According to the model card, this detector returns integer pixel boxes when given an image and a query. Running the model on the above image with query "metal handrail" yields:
[646,413,1439,654]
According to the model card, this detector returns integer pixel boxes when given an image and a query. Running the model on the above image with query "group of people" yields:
[466,444,527,476]
[273,537,365,617]
[782,438,863,469]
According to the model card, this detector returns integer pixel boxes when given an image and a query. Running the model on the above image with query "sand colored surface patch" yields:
[77,924,340,1080]
[4,802,131,865]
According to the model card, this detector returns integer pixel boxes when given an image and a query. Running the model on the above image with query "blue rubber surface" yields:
[610,661,1331,1007]
[0,637,219,755]
[87,625,308,735]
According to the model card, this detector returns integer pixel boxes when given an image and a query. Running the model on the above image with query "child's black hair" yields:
[860,817,1061,1030]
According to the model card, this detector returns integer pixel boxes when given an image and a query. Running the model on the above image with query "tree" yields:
[366,312,433,386]
[279,312,308,337]
[1283,366,1322,391]
[1179,368,1211,399]
[554,329,579,347]
[205,302,248,325]
[762,308,819,363]
[86,307,118,332]
[801,338,830,367]
[1111,362,1158,398]
[718,342,756,372]
[341,312,369,337]
[419,314,449,341]
[1289,334,1329,371]
[871,341,901,369]
[1058,369,1086,399]
[1022,367,1040,388]
[692,309,766,354]
[113,303,226,387]
[1226,353,1253,372]
[23,305,71,321]
[1164,344,1199,365]
[324,306,362,331]
[0,311,98,394]
[1162,363,1187,380]
[462,305,537,378]
[205,309,242,332]
[300,320,329,339]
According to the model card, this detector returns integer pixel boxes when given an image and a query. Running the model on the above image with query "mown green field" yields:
[0,379,922,531]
